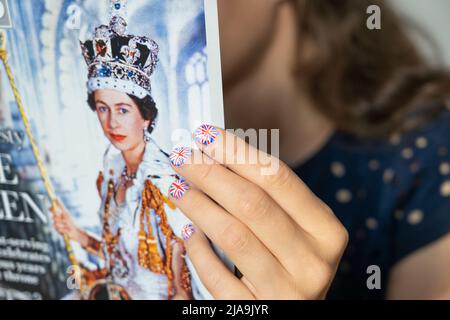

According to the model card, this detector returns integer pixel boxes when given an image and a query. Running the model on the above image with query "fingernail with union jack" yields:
[169,178,190,200]
[170,146,192,167]
[181,223,195,241]
[194,124,220,146]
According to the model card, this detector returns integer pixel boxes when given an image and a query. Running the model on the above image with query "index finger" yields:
[193,124,341,238]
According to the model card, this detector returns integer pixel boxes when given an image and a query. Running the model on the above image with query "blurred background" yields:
[391,0,450,66]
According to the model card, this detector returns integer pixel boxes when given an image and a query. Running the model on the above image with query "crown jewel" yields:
[80,0,159,98]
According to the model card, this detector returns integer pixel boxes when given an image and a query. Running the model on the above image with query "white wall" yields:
[390,0,450,67]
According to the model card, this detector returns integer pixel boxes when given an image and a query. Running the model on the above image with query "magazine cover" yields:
[0,0,225,300]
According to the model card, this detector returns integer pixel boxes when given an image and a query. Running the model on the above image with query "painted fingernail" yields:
[194,124,220,146]
[170,146,192,167]
[169,178,190,200]
[181,223,195,241]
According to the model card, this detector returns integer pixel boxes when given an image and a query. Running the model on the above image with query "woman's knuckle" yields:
[315,203,349,253]
[295,256,333,298]
[220,221,250,253]
[203,266,224,292]
[336,226,349,250]
[314,260,333,285]
[237,188,270,221]
[262,161,291,188]
[327,222,349,258]
[311,262,334,296]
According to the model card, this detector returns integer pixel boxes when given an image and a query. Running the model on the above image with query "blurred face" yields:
[94,89,150,152]
[218,0,282,86]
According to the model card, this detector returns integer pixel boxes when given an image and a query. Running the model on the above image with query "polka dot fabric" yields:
[294,108,450,299]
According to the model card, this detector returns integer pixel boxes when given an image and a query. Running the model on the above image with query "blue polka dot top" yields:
[293,108,450,299]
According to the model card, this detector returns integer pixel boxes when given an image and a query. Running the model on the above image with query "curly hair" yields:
[293,0,450,138]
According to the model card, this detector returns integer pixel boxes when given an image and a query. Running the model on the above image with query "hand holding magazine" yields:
[0,0,348,300]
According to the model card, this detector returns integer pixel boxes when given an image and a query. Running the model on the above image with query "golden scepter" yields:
[0,30,83,293]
